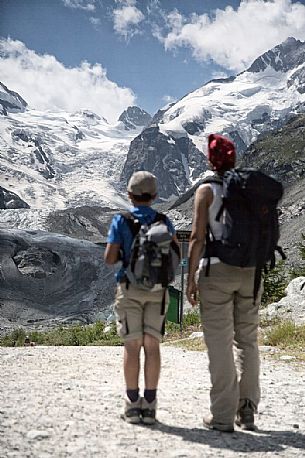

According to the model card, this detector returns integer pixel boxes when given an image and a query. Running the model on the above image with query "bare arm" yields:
[104,243,121,265]
[172,234,179,244]
[186,184,212,306]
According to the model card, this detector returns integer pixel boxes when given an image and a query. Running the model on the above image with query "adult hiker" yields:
[104,171,179,425]
[186,134,263,433]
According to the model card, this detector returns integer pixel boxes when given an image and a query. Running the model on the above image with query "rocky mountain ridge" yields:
[0,185,30,209]
[0,81,27,115]
[120,126,208,198]
[118,106,152,130]
[248,37,305,75]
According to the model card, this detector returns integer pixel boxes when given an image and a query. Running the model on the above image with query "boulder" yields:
[261,276,305,325]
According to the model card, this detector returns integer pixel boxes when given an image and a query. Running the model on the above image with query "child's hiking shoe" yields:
[235,399,257,431]
[122,397,142,424]
[203,415,234,433]
[141,397,157,425]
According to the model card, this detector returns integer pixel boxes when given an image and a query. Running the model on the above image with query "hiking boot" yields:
[141,397,157,425]
[122,397,142,424]
[236,399,257,431]
[203,415,234,433]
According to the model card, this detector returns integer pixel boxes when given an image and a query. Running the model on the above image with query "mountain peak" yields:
[118,106,152,130]
[247,37,305,73]
[0,81,27,115]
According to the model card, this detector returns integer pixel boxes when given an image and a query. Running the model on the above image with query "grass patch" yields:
[264,320,305,350]
[0,321,122,347]
[164,337,204,351]
[260,319,305,362]
[0,310,202,348]
[2,309,305,362]
[164,309,202,343]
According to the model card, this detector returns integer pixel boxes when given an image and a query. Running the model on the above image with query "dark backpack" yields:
[121,212,180,290]
[204,168,285,299]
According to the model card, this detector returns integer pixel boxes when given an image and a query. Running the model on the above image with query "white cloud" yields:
[113,2,144,39]
[162,94,176,104]
[0,39,136,122]
[89,16,101,28]
[115,0,137,6]
[157,0,305,72]
[63,0,96,11]
[211,71,229,80]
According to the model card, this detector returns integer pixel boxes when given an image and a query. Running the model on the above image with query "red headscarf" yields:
[208,134,236,171]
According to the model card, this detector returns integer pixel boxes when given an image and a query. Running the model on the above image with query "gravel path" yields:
[0,345,305,458]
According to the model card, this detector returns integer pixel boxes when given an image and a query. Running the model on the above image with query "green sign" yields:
[167,286,181,324]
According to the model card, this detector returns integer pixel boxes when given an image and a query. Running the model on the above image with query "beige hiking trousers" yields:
[198,261,261,425]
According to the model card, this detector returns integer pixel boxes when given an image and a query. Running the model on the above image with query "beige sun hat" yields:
[127,171,157,196]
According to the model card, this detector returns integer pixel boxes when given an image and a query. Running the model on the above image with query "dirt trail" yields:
[0,346,305,457]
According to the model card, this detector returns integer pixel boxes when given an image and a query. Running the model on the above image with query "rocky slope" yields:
[239,113,305,266]
[0,229,116,337]
[0,185,30,209]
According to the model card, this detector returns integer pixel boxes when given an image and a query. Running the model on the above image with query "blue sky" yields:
[1,0,305,122]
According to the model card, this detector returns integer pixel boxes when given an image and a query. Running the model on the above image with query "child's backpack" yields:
[203,168,286,299]
[121,212,180,290]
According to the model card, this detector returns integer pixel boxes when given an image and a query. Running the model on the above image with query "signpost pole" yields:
[175,230,191,333]
[180,241,186,332]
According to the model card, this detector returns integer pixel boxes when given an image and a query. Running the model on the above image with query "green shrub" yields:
[0,328,27,347]
[261,261,288,307]
[289,233,305,279]
[261,234,305,307]
[182,309,201,327]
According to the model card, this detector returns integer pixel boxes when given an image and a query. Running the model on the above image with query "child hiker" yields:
[104,171,178,424]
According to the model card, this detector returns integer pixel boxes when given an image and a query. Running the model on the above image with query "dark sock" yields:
[127,389,139,403]
[144,389,157,403]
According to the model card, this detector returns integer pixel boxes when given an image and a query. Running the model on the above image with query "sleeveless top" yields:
[208,182,223,241]
[200,182,223,267]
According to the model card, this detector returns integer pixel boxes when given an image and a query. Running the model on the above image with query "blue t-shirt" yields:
[107,206,176,281]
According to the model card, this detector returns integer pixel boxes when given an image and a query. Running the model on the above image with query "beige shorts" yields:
[114,283,169,342]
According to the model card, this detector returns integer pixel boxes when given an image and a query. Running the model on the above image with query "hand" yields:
[186,278,199,307]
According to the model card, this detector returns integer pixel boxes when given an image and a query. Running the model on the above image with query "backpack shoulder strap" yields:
[153,211,167,223]
[201,174,223,186]
[120,212,141,238]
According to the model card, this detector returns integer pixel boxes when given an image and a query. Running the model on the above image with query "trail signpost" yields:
[176,230,191,243]
[176,230,191,331]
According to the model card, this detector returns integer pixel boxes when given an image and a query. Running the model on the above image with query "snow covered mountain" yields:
[0,103,151,217]
[159,37,305,151]
[1,36,305,216]
[122,37,305,198]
